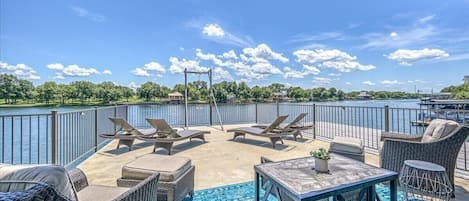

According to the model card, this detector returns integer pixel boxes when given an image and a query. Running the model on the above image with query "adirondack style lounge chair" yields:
[137,119,210,155]
[227,115,294,148]
[99,117,157,150]
[252,113,312,140]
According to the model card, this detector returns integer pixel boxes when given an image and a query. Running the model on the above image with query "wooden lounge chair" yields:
[227,115,294,148]
[137,119,210,155]
[99,117,156,150]
[252,113,312,140]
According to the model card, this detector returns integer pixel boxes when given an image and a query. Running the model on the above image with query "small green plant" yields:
[310,148,330,160]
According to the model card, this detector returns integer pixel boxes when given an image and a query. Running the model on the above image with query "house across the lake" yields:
[168,92,184,104]
[272,91,289,102]
[464,75,469,84]
[358,91,372,100]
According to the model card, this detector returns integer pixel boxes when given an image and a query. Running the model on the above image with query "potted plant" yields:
[310,148,330,173]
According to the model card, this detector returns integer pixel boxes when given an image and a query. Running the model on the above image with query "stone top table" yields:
[254,153,398,201]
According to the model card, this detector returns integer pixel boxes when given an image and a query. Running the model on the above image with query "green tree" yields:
[0,74,18,104]
[35,81,58,104]
[137,82,158,101]
[237,82,251,101]
[70,81,95,104]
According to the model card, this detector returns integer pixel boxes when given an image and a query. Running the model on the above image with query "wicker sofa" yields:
[380,119,469,192]
[0,164,159,201]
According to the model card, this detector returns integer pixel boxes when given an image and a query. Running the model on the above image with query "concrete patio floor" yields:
[78,124,469,199]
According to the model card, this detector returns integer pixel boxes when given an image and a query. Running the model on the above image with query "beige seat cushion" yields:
[330,136,364,154]
[421,119,459,143]
[0,164,77,201]
[77,185,128,201]
[122,154,191,182]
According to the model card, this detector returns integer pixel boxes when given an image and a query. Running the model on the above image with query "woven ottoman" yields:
[329,136,365,162]
[117,154,194,201]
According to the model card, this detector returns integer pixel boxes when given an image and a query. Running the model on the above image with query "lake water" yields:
[0,99,421,116]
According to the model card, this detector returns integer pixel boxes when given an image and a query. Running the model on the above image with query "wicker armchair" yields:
[69,168,159,201]
[380,125,469,191]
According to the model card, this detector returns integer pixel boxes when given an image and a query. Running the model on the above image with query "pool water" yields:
[184,181,406,201]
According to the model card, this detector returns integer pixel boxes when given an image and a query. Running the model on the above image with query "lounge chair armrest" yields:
[380,132,422,142]
[68,168,89,192]
[115,173,160,201]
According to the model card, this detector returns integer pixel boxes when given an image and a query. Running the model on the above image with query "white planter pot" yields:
[314,158,329,173]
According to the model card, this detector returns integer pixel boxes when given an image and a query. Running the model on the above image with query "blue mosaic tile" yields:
[184,181,405,201]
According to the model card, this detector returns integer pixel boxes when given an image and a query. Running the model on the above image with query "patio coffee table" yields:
[254,153,398,201]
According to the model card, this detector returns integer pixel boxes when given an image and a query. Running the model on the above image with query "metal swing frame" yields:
[184,68,224,131]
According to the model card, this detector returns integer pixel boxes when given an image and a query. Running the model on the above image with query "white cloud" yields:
[362,81,376,86]
[283,65,320,79]
[418,15,435,24]
[407,79,426,84]
[194,44,286,80]
[131,62,165,77]
[293,49,376,72]
[169,57,209,74]
[345,82,352,85]
[290,32,343,43]
[47,63,101,78]
[53,73,65,80]
[47,63,64,70]
[380,80,401,85]
[312,77,333,86]
[132,68,150,77]
[102,70,112,75]
[202,24,225,37]
[128,82,140,91]
[70,6,106,22]
[198,23,254,47]
[242,44,289,63]
[361,15,439,49]
[386,48,449,65]
[196,49,224,66]
[0,61,40,80]
[213,67,233,81]
[221,50,238,59]
[328,73,342,77]
[62,65,99,76]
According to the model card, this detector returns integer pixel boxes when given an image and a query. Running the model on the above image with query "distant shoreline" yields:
[0,98,421,109]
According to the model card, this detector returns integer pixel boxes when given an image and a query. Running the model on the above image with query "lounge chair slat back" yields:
[146,119,178,136]
[109,117,135,132]
[262,115,288,133]
[283,113,307,130]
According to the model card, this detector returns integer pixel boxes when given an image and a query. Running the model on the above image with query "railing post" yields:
[125,104,129,120]
[312,104,316,139]
[255,103,258,123]
[276,100,280,117]
[114,104,118,131]
[51,110,58,165]
[94,107,98,152]
[384,105,390,132]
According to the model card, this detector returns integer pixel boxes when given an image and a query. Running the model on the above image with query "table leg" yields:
[366,185,376,201]
[255,172,260,201]
[390,179,397,201]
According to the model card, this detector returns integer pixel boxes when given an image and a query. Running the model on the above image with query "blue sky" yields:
[1,0,469,92]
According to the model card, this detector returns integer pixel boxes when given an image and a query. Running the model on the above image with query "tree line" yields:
[441,82,469,99]
[0,74,423,105]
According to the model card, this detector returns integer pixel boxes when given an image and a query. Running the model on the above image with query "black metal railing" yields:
[0,105,127,168]
[1,102,467,172]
